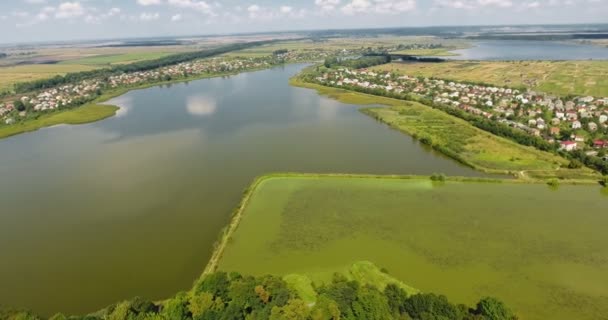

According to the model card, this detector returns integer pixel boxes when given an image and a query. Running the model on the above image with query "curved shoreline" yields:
[0,64,285,140]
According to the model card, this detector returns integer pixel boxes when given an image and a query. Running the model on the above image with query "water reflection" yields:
[186,95,217,117]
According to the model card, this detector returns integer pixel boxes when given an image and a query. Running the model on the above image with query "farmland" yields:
[372,60,608,97]
[217,175,608,320]
[58,52,174,66]
[0,47,192,92]
[0,64,98,92]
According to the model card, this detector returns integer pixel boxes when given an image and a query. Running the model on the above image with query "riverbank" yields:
[290,75,599,181]
[212,173,608,320]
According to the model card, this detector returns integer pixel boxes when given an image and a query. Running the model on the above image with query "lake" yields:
[0,64,486,316]
[449,40,608,60]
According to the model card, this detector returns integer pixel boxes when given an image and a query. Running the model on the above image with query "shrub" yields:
[430,173,446,182]
[474,297,516,320]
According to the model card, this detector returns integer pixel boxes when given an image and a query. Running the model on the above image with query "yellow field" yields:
[372,61,608,96]
[0,64,99,92]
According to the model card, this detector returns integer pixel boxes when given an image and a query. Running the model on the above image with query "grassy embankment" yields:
[0,103,118,139]
[290,76,599,180]
[372,60,608,97]
[215,173,608,320]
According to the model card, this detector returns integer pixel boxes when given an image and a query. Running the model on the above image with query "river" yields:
[0,64,486,315]
[449,40,608,60]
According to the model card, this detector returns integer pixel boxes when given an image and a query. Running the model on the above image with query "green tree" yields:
[352,286,392,320]
[474,297,515,320]
[269,299,310,320]
[310,295,341,320]
[161,292,190,319]
[403,293,463,320]
[195,272,231,301]
[384,283,409,316]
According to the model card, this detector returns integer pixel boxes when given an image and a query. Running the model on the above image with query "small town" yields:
[0,49,347,128]
[314,67,608,157]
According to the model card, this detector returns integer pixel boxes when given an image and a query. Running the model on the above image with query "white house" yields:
[560,141,578,151]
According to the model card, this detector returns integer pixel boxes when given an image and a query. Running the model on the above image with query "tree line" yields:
[323,56,391,69]
[1,271,516,320]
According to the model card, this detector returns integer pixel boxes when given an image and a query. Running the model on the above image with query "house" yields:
[560,140,578,151]
[573,134,586,142]
[594,140,608,149]
[550,127,560,136]
[588,122,598,131]
[600,114,608,124]
[572,121,582,129]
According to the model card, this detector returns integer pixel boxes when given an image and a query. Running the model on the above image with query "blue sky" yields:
[1,0,607,43]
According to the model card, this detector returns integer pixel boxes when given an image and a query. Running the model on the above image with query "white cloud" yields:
[137,0,162,6]
[23,0,48,4]
[139,12,160,21]
[106,8,121,17]
[55,2,85,19]
[342,0,416,14]
[171,13,182,21]
[168,0,214,15]
[524,1,541,8]
[280,6,293,14]
[315,0,342,11]
[434,0,513,9]
[85,7,121,24]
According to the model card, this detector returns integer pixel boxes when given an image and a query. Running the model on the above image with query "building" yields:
[560,141,578,151]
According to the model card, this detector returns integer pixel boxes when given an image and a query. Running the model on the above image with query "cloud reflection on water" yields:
[186,95,217,117]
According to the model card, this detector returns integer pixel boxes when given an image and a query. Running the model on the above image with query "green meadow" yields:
[218,175,608,320]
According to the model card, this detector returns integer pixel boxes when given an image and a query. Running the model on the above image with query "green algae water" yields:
[219,177,608,320]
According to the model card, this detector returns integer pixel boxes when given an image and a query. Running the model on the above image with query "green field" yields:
[291,78,597,180]
[217,175,608,320]
[0,104,118,139]
[372,61,608,96]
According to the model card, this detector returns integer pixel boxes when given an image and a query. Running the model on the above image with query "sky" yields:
[0,0,607,43]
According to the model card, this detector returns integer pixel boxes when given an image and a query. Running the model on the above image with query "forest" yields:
[0,271,515,320]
